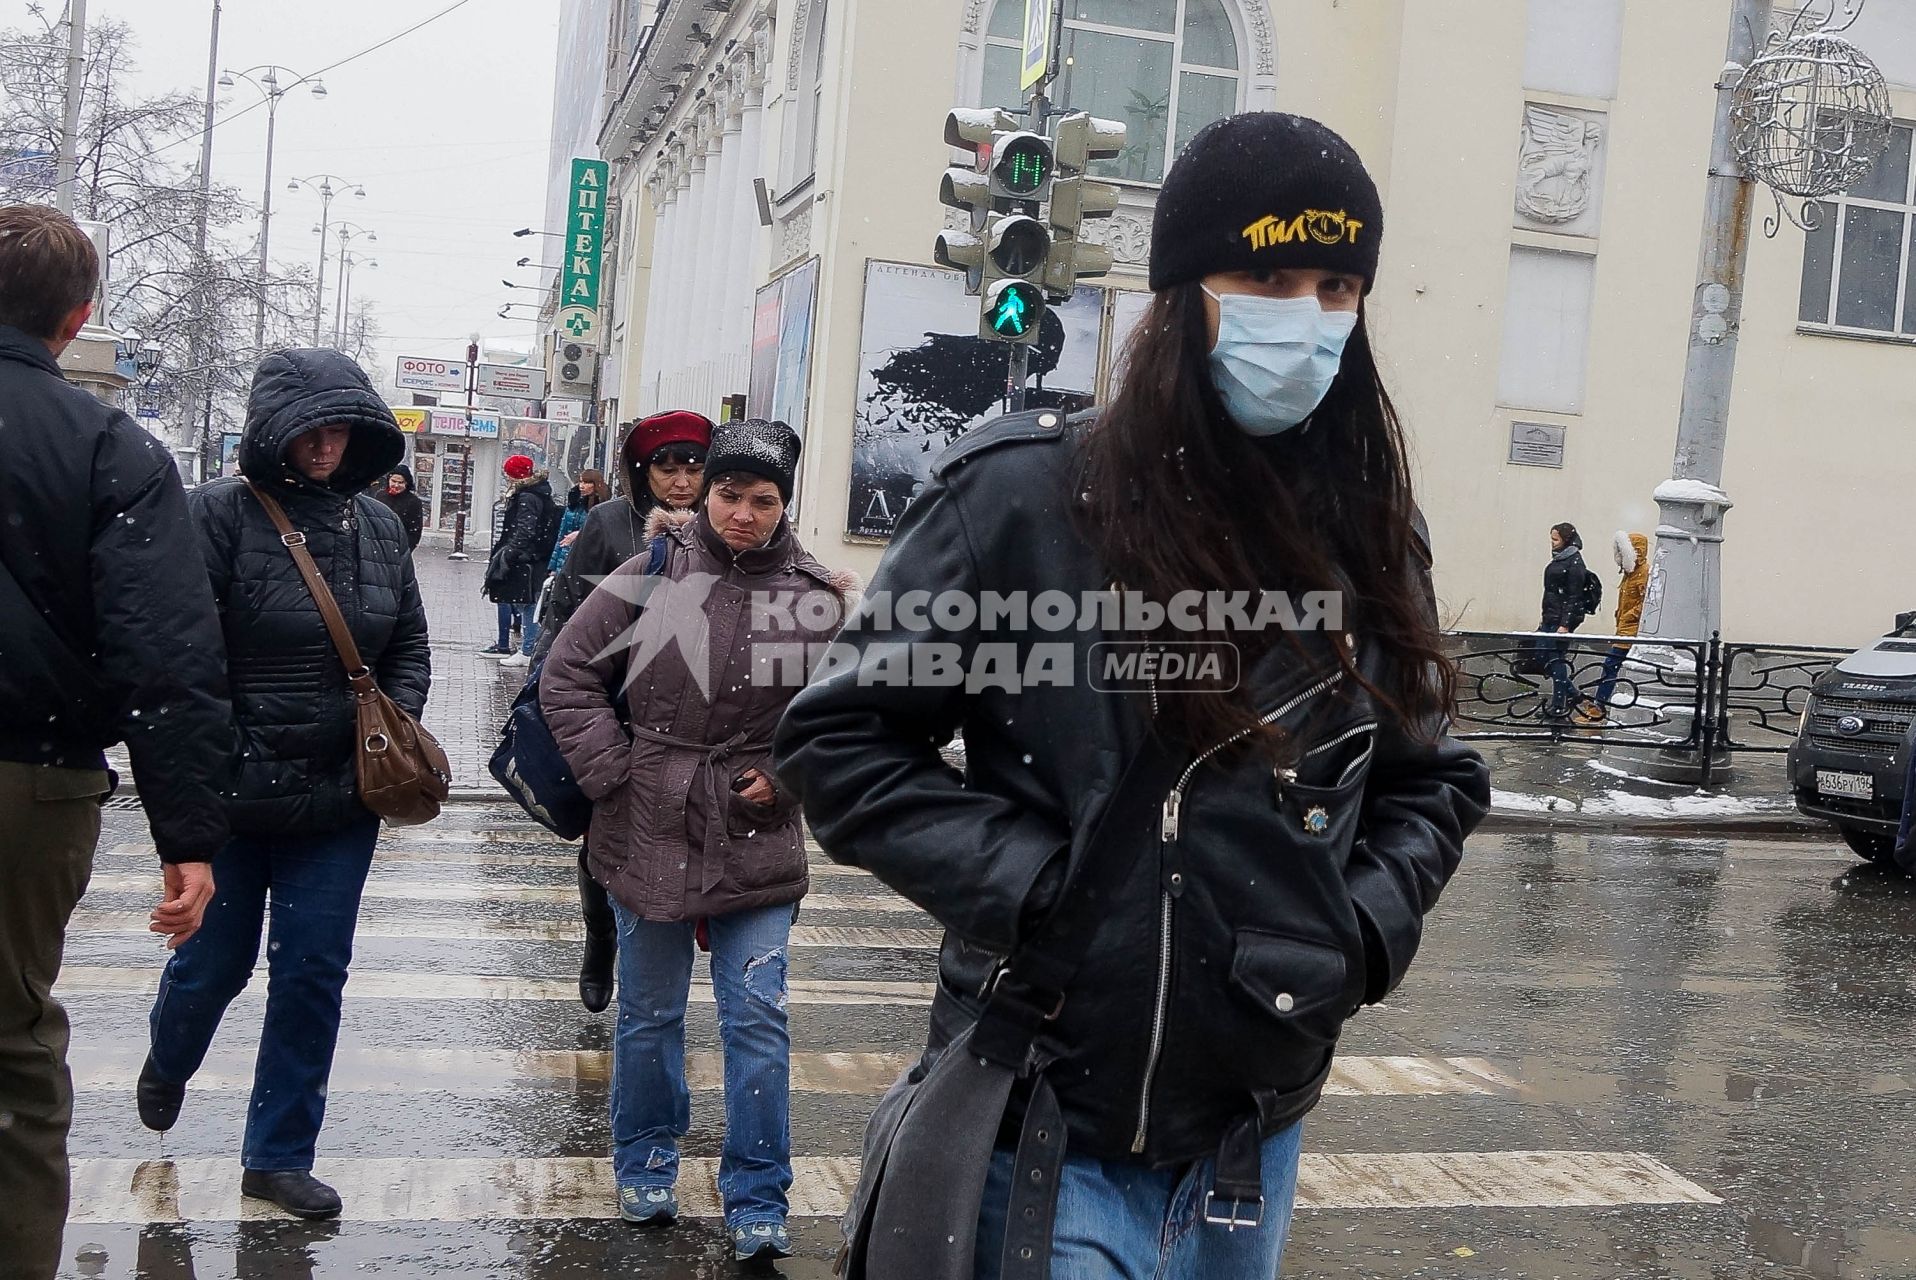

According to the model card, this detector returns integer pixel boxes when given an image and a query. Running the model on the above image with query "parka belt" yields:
[627,723,774,895]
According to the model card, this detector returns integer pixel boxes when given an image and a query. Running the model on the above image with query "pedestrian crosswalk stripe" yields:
[56,966,936,1005]
[83,874,917,914]
[65,1150,1717,1223]
[101,845,874,878]
[68,911,942,950]
[67,1048,1511,1099]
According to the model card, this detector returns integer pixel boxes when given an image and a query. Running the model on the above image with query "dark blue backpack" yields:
[489,539,667,840]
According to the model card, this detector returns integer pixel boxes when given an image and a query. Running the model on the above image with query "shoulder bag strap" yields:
[245,481,375,691]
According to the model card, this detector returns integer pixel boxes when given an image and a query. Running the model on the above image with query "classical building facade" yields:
[553,0,1916,644]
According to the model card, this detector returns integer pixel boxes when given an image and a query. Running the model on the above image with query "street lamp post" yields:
[219,64,328,352]
[330,223,376,345]
[289,174,365,345]
[336,251,376,348]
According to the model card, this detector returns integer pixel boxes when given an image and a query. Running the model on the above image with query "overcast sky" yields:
[12,0,563,371]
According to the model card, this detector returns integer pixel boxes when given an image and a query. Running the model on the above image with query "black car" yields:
[1788,610,1916,863]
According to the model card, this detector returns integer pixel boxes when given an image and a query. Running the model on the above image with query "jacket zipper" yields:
[1130,669,1345,1154]
[1273,720,1378,804]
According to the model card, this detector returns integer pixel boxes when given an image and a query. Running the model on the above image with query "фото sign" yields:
[475,363,547,400]
[558,157,610,347]
[396,357,467,393]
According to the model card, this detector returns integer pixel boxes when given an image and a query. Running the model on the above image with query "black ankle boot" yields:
[580,928,616,1013]
[241,1169,342,1220]
[136,1055,185,1132]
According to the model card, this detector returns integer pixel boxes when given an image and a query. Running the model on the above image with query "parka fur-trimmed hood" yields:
[1612,531,1652,639]
[1613,529,1646,576]
[507,469,552,498]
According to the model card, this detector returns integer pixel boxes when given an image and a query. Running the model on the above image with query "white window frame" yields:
[1799,121,1916,343]
[967,0,1263,189]
[779,0,830,197]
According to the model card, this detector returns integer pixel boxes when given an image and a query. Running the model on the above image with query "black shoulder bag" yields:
[838,729,1186,1280]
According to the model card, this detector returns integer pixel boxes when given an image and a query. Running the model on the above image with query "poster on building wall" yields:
[747,256,821,441]
[847,260,1103,541]
[504,418,550,468]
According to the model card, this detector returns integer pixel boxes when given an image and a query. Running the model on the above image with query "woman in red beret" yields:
[535,410,713,1012]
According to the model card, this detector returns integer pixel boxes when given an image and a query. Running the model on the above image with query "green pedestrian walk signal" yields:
[984,280,1043,340]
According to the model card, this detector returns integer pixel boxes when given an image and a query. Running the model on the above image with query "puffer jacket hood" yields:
[240,348,404,494]
[508,469,552,498]
[390,463,417,494]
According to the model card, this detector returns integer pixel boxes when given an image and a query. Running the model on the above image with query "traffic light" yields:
[989,131,1054,203]
[936,165,992,294]
[1042,111,1126,299]
[977,213,1052,344]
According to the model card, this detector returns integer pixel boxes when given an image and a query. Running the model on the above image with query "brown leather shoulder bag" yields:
[247,482,451,826]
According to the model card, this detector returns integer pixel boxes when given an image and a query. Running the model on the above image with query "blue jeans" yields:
[1546,638,1581,715]
[974,1122,1304,1279]
[610,899,794,1226]
[147,814,379,1171]
[1594,646,1628,706]
[496,601,538,654]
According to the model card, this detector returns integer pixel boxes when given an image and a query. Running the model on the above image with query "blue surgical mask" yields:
[1203,288,1360,437]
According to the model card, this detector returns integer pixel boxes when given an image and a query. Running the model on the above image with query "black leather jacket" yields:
[775,410,1490,1165]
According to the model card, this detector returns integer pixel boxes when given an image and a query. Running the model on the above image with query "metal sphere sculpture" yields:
[1732,28,1892,201]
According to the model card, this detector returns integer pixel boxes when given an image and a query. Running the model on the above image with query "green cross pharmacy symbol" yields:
[564,312,594,337]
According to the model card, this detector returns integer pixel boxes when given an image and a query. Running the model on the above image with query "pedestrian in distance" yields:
[547,466,606,581]
[535,410,712,1016]
[774,113,1491,1279]
[540,418,856,1263]
[1538,521,1595,720]
[136,348,432,1222]
[0,203,234,1280]
[375,463,425,551]
[1577,530,1651,726]
[483,453,561,668]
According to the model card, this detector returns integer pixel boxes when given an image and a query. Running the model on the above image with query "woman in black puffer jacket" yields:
[137,348,429,1222]
[1537,521,1590,719]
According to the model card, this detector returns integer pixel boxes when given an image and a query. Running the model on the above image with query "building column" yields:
[664,157,699,405]
[709,105,745,382]
[634,174,674,416]
[725,74,765,368]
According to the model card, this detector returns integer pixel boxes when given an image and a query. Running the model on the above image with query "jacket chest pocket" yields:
[1273,723,1374,844]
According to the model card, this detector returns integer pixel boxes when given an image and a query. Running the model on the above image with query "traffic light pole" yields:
[1005,86,1048,414]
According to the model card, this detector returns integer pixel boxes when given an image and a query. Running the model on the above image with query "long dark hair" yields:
[1076,283,1454,755]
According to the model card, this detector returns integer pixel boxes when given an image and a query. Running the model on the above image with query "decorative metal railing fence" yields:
[1446,630,1850,784]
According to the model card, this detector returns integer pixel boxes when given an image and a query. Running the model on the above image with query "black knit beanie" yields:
[1149,112,1383,293]
[703,418,801,503]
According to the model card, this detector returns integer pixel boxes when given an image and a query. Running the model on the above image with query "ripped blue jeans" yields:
[608,898,795,1225]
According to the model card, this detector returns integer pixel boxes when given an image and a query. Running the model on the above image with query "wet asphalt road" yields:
[48,805,1916,1280]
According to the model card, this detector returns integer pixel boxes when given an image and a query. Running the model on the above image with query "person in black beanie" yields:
[775,113,1487,1280]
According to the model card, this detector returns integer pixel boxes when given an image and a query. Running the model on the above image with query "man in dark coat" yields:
[138,347,430,1221]
[0,203,233,1279]
[375,464,425,550]
[484,453,559,667]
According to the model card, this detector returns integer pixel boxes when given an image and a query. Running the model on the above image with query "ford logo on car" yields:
[1837,715,1867,736]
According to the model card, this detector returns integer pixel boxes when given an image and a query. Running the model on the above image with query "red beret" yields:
[502,454,535,480]
[626,410,714,463]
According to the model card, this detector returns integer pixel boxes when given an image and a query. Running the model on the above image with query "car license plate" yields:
[1817,770,1874,799]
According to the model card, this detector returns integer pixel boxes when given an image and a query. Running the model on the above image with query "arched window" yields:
[981,0,1242,184]
[785,0,831,188]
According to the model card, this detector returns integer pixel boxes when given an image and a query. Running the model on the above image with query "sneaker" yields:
[480,644,511,656]
[731,1220,792,1262]
[618,1184,677,1226]
[1572,703,1608,727]
[499,652,531,669]
[240,1169,342,1220]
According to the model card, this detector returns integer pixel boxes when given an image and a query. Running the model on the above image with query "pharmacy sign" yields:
[559,157,610,347]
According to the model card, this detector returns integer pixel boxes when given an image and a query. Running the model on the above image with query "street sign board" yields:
[396,356,467,393]
[558,157,611,348]
[468,414,501,439]
[428,411,469,438]
[1020,0,1055,91]
[392,407,428,434]
[547,396,587,424]
[1509,421,1567,469]
[135,406,162,420]
[475,363,547,400]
